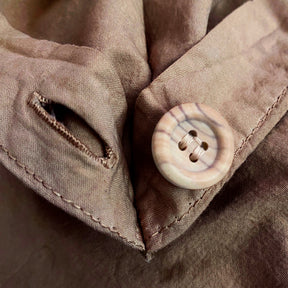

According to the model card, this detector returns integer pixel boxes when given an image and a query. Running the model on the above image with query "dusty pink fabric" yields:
[0,0,288,286]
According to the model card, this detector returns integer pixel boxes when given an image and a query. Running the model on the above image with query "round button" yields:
[152,103,234,189]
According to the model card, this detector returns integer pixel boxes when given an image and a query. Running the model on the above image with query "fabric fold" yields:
[134,0,288,252]
[0,14,145,250]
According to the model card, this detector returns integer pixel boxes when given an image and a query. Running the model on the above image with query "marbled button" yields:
[152,103,234,189]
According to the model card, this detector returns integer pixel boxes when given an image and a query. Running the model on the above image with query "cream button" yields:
[152,103,234,189]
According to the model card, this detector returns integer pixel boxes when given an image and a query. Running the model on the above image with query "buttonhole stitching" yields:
[28,91,116,169]
[0,143,144,250]
[148,86,287,240]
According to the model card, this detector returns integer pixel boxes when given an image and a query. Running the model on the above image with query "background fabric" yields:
[0,112,287,287]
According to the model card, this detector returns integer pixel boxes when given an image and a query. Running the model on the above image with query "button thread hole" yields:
[177,130,209,163]
[201,141,209,151]
[178,141,187,151]
[189,153,199,162]
[188,130,197,137]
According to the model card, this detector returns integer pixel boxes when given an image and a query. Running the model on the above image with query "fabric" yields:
[0,0,288,287]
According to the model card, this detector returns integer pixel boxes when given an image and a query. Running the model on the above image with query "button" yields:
[152,103,234,189]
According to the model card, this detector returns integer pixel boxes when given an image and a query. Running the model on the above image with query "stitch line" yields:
[148,87,287,240]
[0,143,144,250]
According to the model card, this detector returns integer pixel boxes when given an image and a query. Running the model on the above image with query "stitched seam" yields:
[234,87,287,156]
[0,143,144,250]
[28,91,116,169]
[149,87,287,240]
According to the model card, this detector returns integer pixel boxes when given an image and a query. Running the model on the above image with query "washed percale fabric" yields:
[0,0,288,287]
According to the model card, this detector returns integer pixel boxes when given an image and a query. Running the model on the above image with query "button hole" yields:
[201,141,209,151]
[188,130,197,137]
[189,153,198,162]
[178,140,187,151]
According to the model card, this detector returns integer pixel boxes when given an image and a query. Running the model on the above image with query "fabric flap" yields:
[134,0,288,252]
[0,14,144,250]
